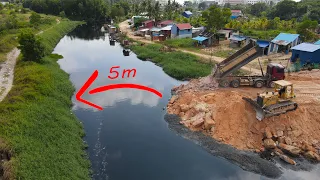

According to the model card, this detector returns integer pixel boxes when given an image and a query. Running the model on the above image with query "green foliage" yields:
[163,38,195,48]
[297,18,318,42]
[250,2,268,17]
[59,11,66,18]
[131,44,211,80]
[202,5,232,33]
[0,20,90,179]
[18,29,45,62]
[29,12,41,26]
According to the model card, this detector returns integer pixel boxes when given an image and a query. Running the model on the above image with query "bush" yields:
[59,11,66,18]
[29,12,41,26]
[18,30,45,62]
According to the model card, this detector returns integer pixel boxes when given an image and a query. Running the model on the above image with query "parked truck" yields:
[212,40,286,88]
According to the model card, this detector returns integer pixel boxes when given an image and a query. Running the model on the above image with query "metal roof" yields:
[291,43,320,52]
[274,80,292,87]
[184,11,193,15]
[315,40,320,45]
[229,35,247,41]
[176,23,192,30]
[159,20,173,25]
[160,25,172,31]
[192,36,208,42]
[271,33,300,46]
[143,20,154,24]
[150,27,161,32]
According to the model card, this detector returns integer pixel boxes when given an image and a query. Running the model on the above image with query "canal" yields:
[53,25,319,180]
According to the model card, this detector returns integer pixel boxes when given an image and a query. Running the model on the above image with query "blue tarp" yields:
[271,33,300,46]
[291,43,320,52]
[257,40,270,48]
[192,36,208,42]
[231,15,238,19]
[315,40,320,45]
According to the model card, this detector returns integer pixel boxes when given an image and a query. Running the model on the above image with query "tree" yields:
[198,2,207,10]
[202,5,231,33]
[30,12,41,26]
[59,11,66,18]
[297,18,318,42]
[18,30,45,62]
[250,2,268,17]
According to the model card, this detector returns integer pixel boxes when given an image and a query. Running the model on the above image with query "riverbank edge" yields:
[0,20,90,179]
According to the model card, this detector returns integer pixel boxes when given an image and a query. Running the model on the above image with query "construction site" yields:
[167,40,320,166]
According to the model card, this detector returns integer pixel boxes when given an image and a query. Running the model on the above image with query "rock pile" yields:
[261,127,320,165]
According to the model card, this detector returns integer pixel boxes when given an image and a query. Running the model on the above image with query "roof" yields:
[314,40,320,45]
[217,29,232,34]
[257,40,270,48]
[183,11,193,15]
[192,36,208,42]
[161,25,172,31]
[271,33,300,46]
[291,43,320,52]
[176,23,192,30]
[160,20,173,25]
[229,35,247,41]
[231,10,241,13]
[139,28,149,32]
[143,20,154,24]
[150,27,161,32]
[274,80,292,87]
[268,63,285,69]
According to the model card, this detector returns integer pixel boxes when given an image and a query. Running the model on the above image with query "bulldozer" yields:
[243,80,298,120]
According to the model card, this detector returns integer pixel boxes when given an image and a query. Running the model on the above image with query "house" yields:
[182,11,193,18]
[231,10,242,19]
[159,20,174,27]
[150,27,162,41]
[192,31,219,47]
[217,29,233,40]
[142,20,155,29]
[192,26,205,37]
[290,43,320,68]
[314,40,320,45]
[171,23,192,39]
[229,35,249,48]
[269,33,300,54]
[160,25,172,40]
[256,40,270,56]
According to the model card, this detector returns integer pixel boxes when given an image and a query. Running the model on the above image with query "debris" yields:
[285,137,292,145]
[275,151,296,165]
[277,130,284,137]
[265,127,273,139]
[192,119,204,128]
[264,139,276,149]
[278,143,301,156]
[304,151,320,162]
[180,104,190,112]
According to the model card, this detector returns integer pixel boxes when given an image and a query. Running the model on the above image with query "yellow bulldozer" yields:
[243,80,298,120]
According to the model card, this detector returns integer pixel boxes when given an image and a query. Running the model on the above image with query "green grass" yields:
[213,49,238,58]
[0,20,89,179]
[131,44,212,80]
[162,38,195,48]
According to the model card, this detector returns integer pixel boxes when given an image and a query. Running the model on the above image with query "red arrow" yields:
[76,70,163,110]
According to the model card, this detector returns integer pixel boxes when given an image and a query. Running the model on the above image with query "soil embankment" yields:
[167,70,320,172]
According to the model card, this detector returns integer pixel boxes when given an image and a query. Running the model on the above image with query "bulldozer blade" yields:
[242,97,266,121]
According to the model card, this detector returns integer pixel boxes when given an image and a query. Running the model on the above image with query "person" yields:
[279,87,285,97]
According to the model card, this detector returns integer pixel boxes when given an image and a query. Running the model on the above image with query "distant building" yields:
[231,10,242,19]
[171,23,193,39]
[182,11,193,18]
[224,0,245,5]
[142,20,155,29]
[269,33,300,54]
[290,43,320,67]
[158,20,174,27]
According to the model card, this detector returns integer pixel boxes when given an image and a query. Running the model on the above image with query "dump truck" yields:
[212,40,285,88]
[243,80,298,120]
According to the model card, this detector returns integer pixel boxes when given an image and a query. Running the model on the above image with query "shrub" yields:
[59,11,66,18]
[29,12,41,26]
[18,30,45,62]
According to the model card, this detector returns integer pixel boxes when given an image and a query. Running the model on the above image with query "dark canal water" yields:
[53,25,320,180]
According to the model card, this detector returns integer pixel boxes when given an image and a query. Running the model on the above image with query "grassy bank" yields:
[131,44,211,80]
[0,20,90,179]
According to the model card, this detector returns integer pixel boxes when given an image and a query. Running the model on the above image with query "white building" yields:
[223,0,245,5]
[245,0,282,5]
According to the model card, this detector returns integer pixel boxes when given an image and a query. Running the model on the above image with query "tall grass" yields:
[0,20,89,179]
[131,44,211,80]
[163,38,195,48]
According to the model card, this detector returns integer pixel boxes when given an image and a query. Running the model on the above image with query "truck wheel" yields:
[255,80,264,88]
[231,80,240,88]
[219,80,229,88]
[268,81,275,88]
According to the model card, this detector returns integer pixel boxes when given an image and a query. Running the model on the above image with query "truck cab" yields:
[266,63,285,81]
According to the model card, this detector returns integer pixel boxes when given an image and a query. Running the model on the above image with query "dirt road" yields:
[119,20,262,75]
[0,48,20,102]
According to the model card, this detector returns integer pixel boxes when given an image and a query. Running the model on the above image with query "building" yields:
[256,40,270,55]
[290,43,320,68]
[229,35,249,47]
[158,20,174,27]
[142,20,155,29]
[224,0,245,5]
[182,11,193,18]
[231,10,243,19]
[171,23,193,39]
[269,33,300,54]
[314,40,320,45]
[160,25,172,40]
